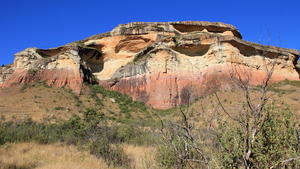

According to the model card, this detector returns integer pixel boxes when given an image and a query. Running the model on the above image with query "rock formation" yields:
[1,21,299,109]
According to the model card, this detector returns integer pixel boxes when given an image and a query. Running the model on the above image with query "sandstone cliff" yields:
[2,21,299,109]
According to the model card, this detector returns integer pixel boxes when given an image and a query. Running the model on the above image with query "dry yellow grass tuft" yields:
[123,144,157,169]
[0,142,111,169]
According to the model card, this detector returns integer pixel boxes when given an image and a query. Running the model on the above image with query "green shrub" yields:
[36,80,49,87]
[152,25,164,31]
[117,125,134,142]
[27,69,39,75]
[89,84,151,116]
[53,106,64,110]
[90,139,130,167]
[120,25,148,30]
[20,83,29,92]
[217,103,300,168]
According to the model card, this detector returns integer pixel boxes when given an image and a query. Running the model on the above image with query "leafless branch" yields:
[183,158,209,164]
[215,92,246,127]
[270,156,300,169]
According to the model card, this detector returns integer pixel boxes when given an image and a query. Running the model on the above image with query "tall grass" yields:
[0,142,109,169]
[0,106,155,168]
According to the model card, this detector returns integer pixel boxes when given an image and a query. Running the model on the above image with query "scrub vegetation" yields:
[1,80,300,168]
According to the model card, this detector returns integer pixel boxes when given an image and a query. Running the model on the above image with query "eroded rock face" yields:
[2,45,95,94]
[0,64,14,86]
[2,21,299,108]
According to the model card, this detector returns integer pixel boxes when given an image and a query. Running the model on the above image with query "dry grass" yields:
[123,144,157,169]
[0,84,121,121]
[0,142,158,169]
[191,84,300,117]
[0,83,152,122]
[0,142,111,169]
[0,84,83,121]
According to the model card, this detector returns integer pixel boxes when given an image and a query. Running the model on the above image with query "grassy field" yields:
[0,142,109,169]
[0,142,157,169]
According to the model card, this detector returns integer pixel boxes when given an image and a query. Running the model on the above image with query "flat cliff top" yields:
[84,21,241,40]
[81,21,298,56]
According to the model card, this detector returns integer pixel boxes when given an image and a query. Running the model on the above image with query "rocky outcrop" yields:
[2,45,96,94]
[2,21,299,108]
[0,64,14,86]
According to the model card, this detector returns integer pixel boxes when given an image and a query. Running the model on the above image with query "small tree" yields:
[217,102,300,168]
[215,46,300,168]
[156,92,213,169]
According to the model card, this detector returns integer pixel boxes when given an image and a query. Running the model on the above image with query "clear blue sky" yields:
[1,0,299,65]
